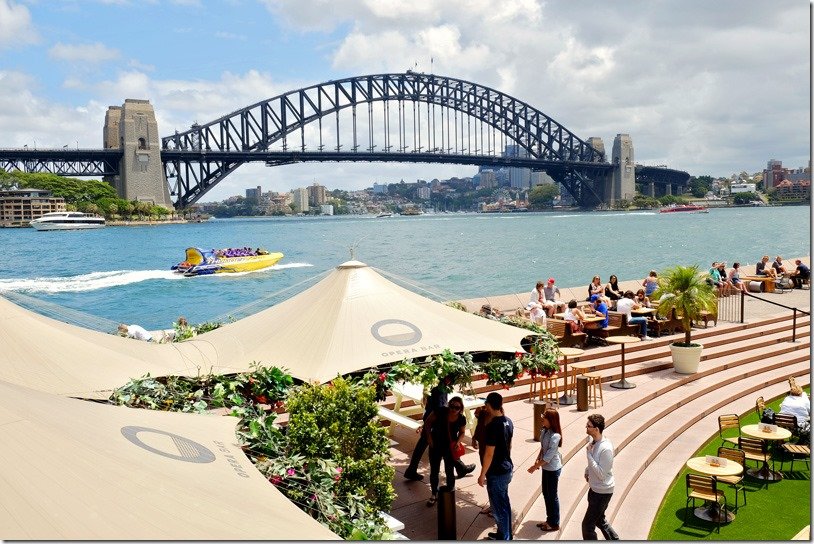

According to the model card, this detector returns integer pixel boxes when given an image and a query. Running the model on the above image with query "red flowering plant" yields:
[521,332,560,377]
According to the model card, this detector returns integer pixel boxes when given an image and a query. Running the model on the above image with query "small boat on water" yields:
[30,211,106,231]
[376,212,392,218]
[659,204,709,214]
[172,247,284,277]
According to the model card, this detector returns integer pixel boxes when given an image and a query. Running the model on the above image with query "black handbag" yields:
[761,407,776,424]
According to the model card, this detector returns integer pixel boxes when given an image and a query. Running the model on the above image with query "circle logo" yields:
[370,319,423,346]
[121,426,216,463]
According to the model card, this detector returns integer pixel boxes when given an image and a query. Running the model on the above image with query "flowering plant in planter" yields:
[522,331,560,377]
[390,349,476,393]
[481,354,526,387]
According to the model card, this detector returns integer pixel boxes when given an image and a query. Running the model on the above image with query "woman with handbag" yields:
[528,408,563,531]
[424,397,468,506]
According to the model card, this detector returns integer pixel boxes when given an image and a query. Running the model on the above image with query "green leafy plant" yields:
[390,350,476,393]
[653,265,718,346]
[523,331,560,376]
[481,355,525,387]
[284,378,395,537]
[445,300,468,311]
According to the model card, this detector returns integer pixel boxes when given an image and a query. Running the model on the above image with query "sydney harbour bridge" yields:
[0,72,689,209]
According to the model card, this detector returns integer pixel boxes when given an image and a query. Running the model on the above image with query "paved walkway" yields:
[385,272,810,540]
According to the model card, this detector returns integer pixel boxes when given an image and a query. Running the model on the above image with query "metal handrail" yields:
[741,290,811,342]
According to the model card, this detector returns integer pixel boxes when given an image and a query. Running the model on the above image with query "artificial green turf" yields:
[648,388,811,540]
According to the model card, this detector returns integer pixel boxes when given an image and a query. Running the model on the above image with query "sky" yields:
[0,0,810,202]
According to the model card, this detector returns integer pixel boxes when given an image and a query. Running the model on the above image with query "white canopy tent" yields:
[191,260,534,383]
[0,260,532,395]
[0,378,338,540]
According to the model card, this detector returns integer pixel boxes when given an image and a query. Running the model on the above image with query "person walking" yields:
[472,401,496,515]
[478,392,514,540]
[404,385,475,481]
[528,408,563,531]
[582,413,619,540]
[423,397,467,506]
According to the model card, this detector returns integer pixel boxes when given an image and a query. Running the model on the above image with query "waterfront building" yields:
[291,188,309,213]
[763,159,784,189]
[320,204,334,215]
[417,186,431,200]
[372,182,388,195]
[729,183,757,194]
[308,183,327,206]
[0,188,66,227]
[246,186,262,199]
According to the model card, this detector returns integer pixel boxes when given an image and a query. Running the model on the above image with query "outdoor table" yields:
[741,423,792,480]
[556,347,584,405]
[685,456,743,522]
[553,312,566,320]
[607,335,641,389]
[631,307,656,316]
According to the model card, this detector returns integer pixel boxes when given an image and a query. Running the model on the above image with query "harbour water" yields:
[0,206,808,331]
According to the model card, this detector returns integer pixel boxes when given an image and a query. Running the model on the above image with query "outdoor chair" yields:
[755,396,765,419]
[685,473,727,533]
[781,442,810,474]
[774,413,798,438]
[738,436,773,486]
[716,446,747,511]
[717,414,740,448]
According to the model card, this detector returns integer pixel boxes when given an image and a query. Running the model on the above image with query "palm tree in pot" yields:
[653,265,718,374]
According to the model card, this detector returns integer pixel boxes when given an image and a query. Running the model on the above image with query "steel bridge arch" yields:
[162,72,607,207]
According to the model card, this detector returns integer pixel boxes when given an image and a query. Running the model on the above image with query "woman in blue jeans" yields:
[528,408,563,531]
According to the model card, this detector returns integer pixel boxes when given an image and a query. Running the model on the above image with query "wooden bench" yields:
[612,311,642,337]
[595,312,623,340]
[377,406,422,435]
[546,319,587,348]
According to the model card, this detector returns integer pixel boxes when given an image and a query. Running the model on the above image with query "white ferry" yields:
[30,212,106,231]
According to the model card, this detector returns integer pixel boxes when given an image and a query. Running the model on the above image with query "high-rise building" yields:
[504,144,532,189]
[478,170,497,189]
[308,183,327,206]
[763,159,784,189]
[417,186,431,200]
[291,188,309,213]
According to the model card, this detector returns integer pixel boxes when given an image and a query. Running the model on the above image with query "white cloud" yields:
[48,42,121,63]
[0,0,39,49]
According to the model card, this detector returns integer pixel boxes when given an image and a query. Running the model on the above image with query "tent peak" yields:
[337,260,368,269]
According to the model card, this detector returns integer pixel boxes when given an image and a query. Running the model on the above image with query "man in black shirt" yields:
[478,392,514,540]
[791,259,810,289]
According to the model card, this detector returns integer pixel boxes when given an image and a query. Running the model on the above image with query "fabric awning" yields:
[191,260,533,383]
[0,379,338,540]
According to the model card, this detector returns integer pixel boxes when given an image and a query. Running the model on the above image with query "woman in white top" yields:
[780,377,810,423]
[563,299,587,332]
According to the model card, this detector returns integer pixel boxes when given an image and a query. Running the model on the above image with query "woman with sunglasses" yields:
[423,397,468,506]
[527,408,563,531]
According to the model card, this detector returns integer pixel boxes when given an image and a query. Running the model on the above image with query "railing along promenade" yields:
[739,290,811,342]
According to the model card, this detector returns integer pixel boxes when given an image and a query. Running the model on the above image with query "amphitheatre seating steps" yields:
[384,313,809,540]
[552,357,810,540]
[611,375,811,539]
[511,340,809,540]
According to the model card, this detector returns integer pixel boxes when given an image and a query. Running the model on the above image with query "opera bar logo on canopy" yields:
[121,425,216,463]
[372,319,440,357]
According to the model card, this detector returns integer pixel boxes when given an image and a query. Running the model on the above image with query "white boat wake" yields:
[0,262,313,293]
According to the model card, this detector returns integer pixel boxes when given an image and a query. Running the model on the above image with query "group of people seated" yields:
[709,255,810,292]
[213,247,269,258]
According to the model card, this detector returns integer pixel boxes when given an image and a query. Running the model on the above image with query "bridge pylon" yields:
[103,99,173,209]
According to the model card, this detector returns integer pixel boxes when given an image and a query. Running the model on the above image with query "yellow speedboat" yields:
[172,247,284,277]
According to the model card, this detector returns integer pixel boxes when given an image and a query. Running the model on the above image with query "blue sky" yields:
[0,0,810,202]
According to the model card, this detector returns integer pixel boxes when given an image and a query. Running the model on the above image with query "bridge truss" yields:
[162,73,611,207]
[0,149,121,177]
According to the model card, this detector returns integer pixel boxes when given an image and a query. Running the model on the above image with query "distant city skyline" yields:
[0,0,808,201]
